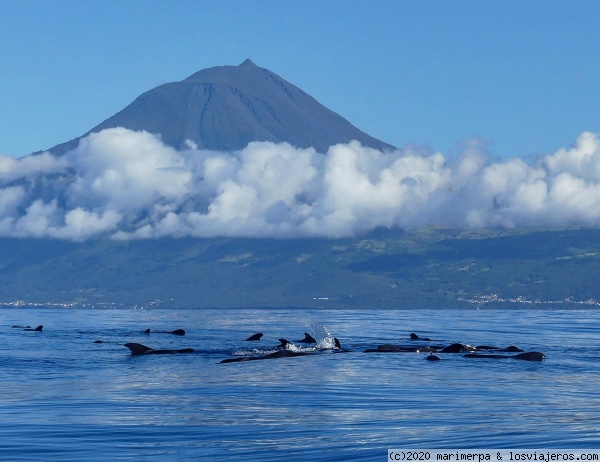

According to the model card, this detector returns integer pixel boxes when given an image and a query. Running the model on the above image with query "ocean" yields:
[0,308,598,461]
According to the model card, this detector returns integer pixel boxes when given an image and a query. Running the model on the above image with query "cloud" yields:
[66,128,192,212]
[0,151,68,183]
[0,128,600,240]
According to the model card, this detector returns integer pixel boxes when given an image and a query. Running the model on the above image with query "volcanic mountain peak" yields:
[45,60,395,156]
[184,58,259,82]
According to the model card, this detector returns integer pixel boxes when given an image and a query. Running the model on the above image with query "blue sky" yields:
[1,0,599,159]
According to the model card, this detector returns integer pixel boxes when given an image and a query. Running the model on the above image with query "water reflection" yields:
[0,308,599,460]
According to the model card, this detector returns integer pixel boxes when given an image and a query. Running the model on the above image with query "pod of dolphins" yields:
[364,334,545,362]
[10,323,545,363]
[224,331,545,363]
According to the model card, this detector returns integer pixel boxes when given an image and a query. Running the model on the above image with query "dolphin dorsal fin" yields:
[124,343,154,355]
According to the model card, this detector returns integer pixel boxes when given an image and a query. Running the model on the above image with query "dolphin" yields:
[144,328,186,336]
[321,338,350,352]
[475,345,523,352]
[364,343,440,353]
[410,333,432,341]
[364,344,423,353]
[220,349,310,364]
[440,343,477,353]
[124,342,195,356]
[24,325,43,332]
[498,346,524,352]
[245,333,263,341]
[277,338,292,348]
[12,325,31,328]
[298,333,317,344]
[464,351,545,361]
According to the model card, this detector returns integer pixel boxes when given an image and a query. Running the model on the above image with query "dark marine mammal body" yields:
[364,344,438,353]
[220,337,346,363]
[277,338,291,348]
[475,345,523,352]
[144,329,186,335]
[410,333,432,341]
[440,343,477,353]
[298,333,317,344]
[24,325,43,332]
[464,351,545,361]
[220,349,311,364]
[124,343,195,356]
[245,333,263,341]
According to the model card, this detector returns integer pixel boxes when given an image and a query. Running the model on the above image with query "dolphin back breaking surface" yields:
[124,342,195,356]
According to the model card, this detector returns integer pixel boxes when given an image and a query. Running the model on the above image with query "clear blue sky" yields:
[1,0,599,158]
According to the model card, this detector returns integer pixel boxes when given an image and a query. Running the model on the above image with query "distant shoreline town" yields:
[2,295,600,309]
[0,299,164,309]
[458,294,600,307]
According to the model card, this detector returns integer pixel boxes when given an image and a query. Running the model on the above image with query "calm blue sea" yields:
[0,308,599,461]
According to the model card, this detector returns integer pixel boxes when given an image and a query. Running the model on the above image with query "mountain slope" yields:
[2,228,600,309]
[45,59,395,155]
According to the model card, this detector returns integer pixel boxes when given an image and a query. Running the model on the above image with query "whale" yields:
[24,325,43,332]
[144,328,186,336]
[220,349,310,364]
[124,342,195,356]
[245,333,263,341]
[410,333,432,341]
[439,343,476,353]
[498,346,523,352]
[426,354,441,361]
[365,342,480,354]
[475,345,523,352]
[364,343,440,353]
[298,333,317,344]
[364,344,425,353]
[13,325,43,331]
[464,351,545,361]
[323,338,351,352]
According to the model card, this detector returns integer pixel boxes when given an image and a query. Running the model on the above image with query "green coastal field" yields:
[1,227,599,309]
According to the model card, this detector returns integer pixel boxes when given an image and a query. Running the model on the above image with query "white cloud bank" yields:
[1,127,600,241]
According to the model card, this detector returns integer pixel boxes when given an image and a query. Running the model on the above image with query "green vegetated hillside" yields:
[1,227,599,309]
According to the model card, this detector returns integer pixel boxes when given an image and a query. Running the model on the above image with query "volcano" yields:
[45,59,395,155]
